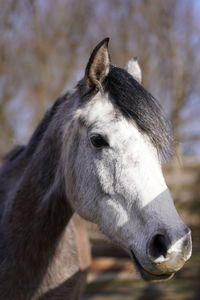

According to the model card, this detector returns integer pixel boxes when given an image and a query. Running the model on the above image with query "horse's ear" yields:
[124,57,142,84]
[85,38,110,90]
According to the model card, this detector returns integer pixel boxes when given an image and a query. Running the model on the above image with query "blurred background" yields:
[0,0,200,299]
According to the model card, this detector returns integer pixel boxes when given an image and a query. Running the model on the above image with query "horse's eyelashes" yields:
[90,134,109,149]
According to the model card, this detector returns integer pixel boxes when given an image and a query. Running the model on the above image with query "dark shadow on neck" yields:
[0,92,75,299]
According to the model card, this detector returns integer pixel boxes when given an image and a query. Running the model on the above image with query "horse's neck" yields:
[1,118,74,299]
[33,215,91,299]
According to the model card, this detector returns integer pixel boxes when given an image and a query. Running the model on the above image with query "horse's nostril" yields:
[148,231,192,273]
[149,234,169,259]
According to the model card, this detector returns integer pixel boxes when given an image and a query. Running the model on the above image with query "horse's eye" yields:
[90,134,109,148]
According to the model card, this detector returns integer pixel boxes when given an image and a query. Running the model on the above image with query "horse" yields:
[0,38,192,299]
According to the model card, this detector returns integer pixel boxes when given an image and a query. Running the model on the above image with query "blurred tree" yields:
[0,0,94,152]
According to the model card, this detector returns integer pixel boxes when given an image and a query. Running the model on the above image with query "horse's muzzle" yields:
[130,249,174,282]
[130,227,192,282]
[148,228,192,273]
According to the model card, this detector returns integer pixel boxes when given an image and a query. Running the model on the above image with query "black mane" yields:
[3,93,69,162]
[25,94,68,156]
[105,66,172,157]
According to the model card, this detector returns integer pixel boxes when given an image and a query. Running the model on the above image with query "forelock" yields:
[104,66,173,158]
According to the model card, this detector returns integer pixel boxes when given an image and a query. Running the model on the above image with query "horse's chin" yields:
[130,249,174,282]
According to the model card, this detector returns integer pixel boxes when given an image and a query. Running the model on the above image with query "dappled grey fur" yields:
[0,67,173,298]
[0,38,187,299]
[0,88,89,299]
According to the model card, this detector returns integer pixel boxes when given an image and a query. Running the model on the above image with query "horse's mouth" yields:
[130,249,174,282]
